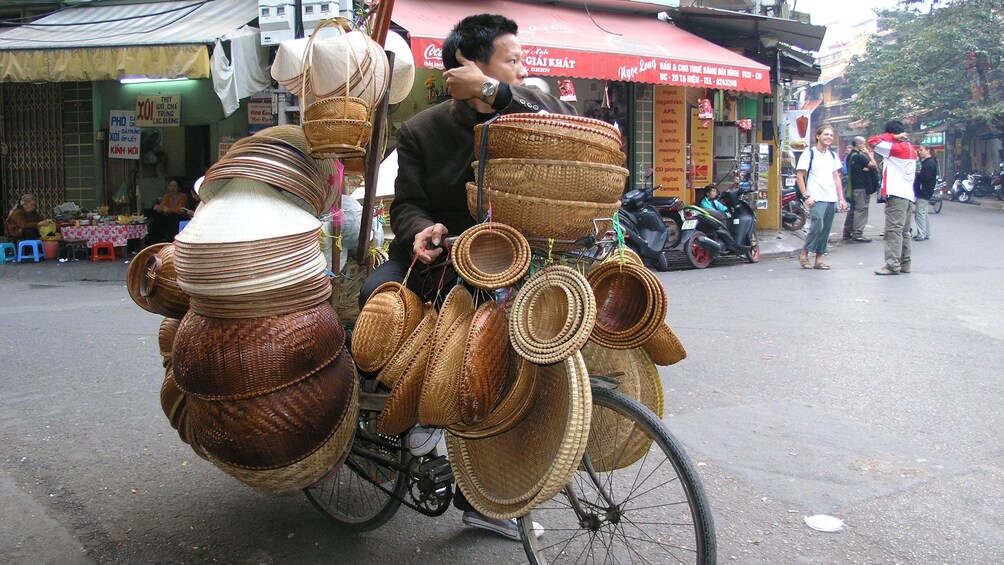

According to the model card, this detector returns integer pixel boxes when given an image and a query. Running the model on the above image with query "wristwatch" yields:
[480,78,499,103]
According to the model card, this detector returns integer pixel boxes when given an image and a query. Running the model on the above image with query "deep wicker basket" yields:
[303,117,373,159]
[474,122,625,166]
[304,96,370,122]
[473,158,627,204]
[466,183,617,243]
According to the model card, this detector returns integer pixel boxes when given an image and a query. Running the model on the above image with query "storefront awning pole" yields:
[356,0,395,265]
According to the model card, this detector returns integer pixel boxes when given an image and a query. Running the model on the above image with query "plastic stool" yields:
[61,239,88,261]
[0,242,16,264]
[16,240,44,262]
[91,241,116,262]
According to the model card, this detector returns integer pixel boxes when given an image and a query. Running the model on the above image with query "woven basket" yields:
[582,343,663,471]
[303,117,373,159]
[446,352,591,519]
[127,243,168,315]
[419,309,474,427]
[377,322,435,436]
[641,321,687,366]
[187,348,356,471]
[352,282,425,373]
[459,301,510,425]
[509,265,596,365]
[473,159,627,204]
[140,244,190,320]
[448,349,538,439]
[160,367,190,441]
[466,183,617,243]
[491,114,623,150]
[208,372,359,494]
[158,317,179,366]
[377,309,437,389]
[586,261,667,350]
[172,303,345,400]
[474,122,625,166]
[304,96,370,122]
[452,222,531,290]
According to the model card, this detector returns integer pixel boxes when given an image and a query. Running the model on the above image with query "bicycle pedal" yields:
[416,455,454,485]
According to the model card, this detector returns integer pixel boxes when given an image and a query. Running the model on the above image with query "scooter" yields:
[949,172,976,203]
[780,186,807,231]
[616,171,672,272]
[680,181,759,269]
[650,195,684,250]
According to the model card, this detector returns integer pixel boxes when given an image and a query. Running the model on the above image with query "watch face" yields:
[481,81,497,97]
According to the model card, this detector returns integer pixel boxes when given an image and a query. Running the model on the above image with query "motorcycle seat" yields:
[704,208,728,223]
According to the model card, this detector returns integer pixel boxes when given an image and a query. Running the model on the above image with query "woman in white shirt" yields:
[795,125,847,269]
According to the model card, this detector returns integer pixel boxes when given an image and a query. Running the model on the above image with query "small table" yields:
[60,223,148,248]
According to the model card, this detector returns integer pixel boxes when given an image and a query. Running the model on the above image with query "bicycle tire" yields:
[518,385,717,564]
[304,407,409,532]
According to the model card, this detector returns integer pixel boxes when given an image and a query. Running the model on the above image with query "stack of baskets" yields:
[128,126,359,494]
[469,114,629,245]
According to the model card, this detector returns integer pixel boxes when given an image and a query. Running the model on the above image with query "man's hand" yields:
[412,223,448,265]
[443,51,487,102]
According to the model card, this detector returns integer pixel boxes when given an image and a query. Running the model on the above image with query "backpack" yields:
[804,147,839,199]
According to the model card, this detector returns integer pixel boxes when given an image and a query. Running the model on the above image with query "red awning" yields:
[391,0,772,94]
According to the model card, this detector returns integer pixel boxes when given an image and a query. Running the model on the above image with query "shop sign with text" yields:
[653,86,687,199]
[136,95,181,127]
[108,110,140,160]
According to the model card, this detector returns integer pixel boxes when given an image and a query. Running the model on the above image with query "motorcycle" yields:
[681,181,759,269]
[989,163,1004,200]
[616,172,672,272]
[949,172,976,203]
[781,186,807,231]
[650,194,684,250]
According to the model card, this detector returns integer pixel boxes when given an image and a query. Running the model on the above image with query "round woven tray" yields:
[474,122,625,166]
[509,265,596,365]
[466,183,617,243]
[473,158,627,203]
[452,222,531,290]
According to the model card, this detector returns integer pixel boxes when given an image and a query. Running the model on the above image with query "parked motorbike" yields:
[617,172,672,272]
[650,195,684,250]
[681,181,759,269]
[780,186,807,231]
[949,172,976,203]
[989,163,1004,200]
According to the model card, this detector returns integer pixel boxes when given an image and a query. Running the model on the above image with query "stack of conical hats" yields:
[130,126,357,494]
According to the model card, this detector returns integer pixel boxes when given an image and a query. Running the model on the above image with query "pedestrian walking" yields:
[795,125,847,270]
[869,120,918,275]
[913,145,937,241]
[841,136,878,243]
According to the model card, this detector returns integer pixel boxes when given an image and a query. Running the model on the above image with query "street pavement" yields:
[1,197,1002,563]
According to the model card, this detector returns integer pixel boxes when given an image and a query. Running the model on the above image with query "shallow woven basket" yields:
[303,117,373,159]
[158,317,179,366]
[459,302,511,425]
[127,243,168,314]
[474,159,628,204]
[377,309,437,389]
[641,321,688,366]
[377,319,437,436]
[172,302,345,400]
[466,183,617,243]
[352,282,424,373]
[419,309,474,427]
[474,122,625,166]
[452,222,531,290]
[140,244,190,320]
[491,113,623,150]
[208,373,359,495]
[446,352,591,519]
[586,261,667,350]
[448,349,539,439]
[509,265,597,365]
[161,367,191,444]
[582,342,663,472]
[187,348,356,472]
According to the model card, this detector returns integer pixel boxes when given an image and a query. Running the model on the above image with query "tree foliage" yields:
[846,0,1004,131]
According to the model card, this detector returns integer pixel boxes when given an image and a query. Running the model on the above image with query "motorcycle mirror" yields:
[643,167,654,179]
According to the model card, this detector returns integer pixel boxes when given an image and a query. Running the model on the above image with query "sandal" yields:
[813,262,831,270]
[799,255,812,269]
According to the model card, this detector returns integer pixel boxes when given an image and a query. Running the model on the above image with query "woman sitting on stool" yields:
[5,194,43,241]
[145,179,189,244]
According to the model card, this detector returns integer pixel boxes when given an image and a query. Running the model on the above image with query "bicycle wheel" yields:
[518,386,716,564]
[304,404,409,532]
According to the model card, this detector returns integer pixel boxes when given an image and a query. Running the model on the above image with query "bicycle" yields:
[304,231,718,564]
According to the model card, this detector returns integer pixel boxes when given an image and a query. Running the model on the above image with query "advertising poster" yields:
[136,94,181,127]
[781,109,812,152]
[108,110,140,160]
[653,85,687,199]
[690,108,713,186]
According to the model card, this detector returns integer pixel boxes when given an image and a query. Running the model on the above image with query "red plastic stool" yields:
[91,241,116,262]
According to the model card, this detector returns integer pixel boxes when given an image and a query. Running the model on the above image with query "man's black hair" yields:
[884,120,906,135]
[442,14,518,70]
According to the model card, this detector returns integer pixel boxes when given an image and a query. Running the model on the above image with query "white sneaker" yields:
[406,425,443,457]
[462,510,544,541]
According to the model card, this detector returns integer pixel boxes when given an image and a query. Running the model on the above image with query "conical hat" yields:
[309,30,389,107]
[175,178,320,244]
[385,30,415,105]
